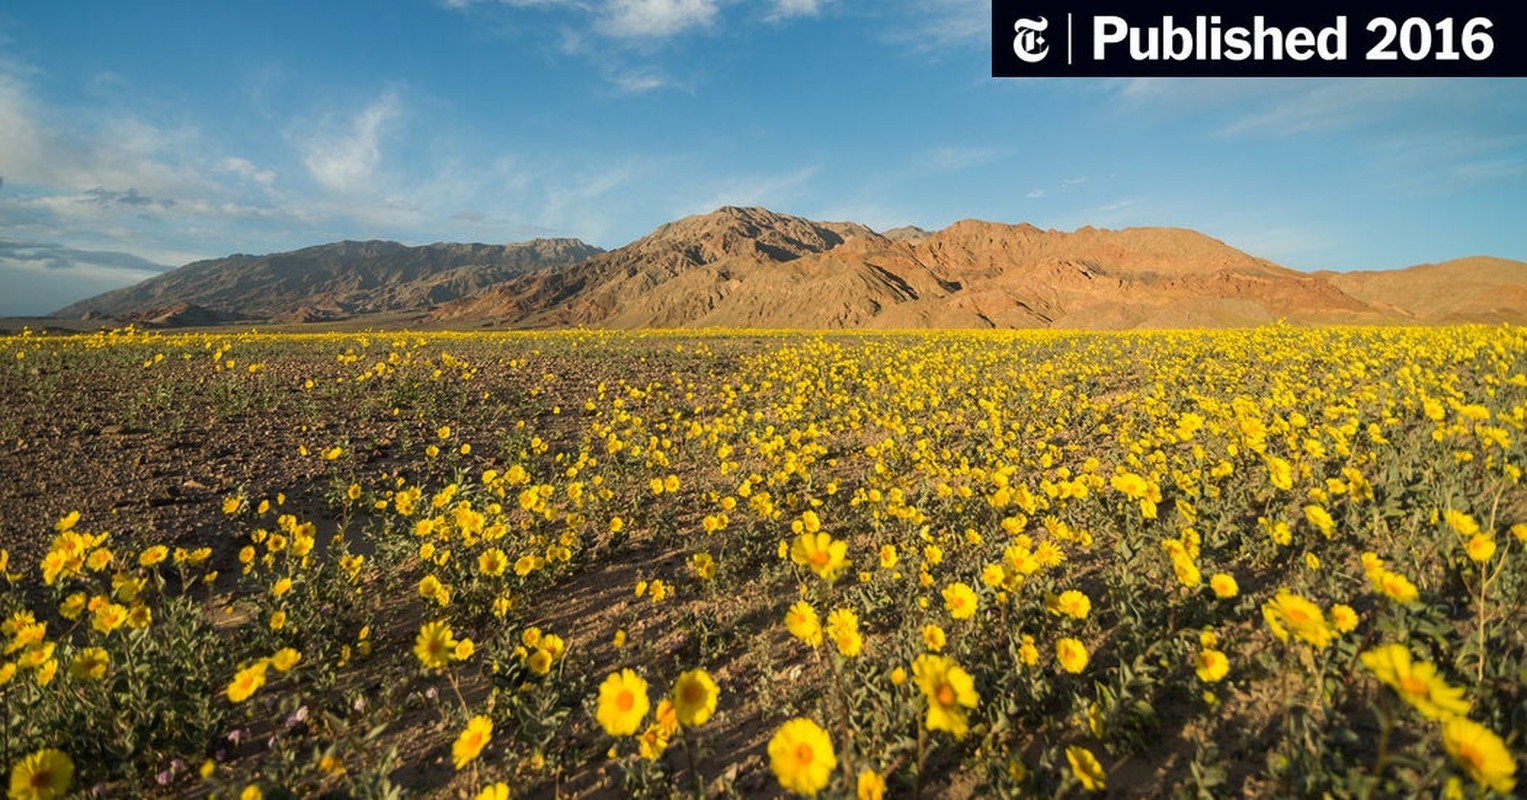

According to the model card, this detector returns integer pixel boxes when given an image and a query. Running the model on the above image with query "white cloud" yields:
[611,67,671,93]
[920,146,1004,172]
[599,0,718,38]
[1216,80,1433,137]
[0,74,49,184]
[1026,189,1045,199]
[888,0,987,51]
[301,90,401,193]
[768,0,823,21]
[0,73,210,198]
[689,165,819,215]
[220,157,276,187]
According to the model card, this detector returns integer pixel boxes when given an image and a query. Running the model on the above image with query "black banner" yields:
[992,0,1527,76]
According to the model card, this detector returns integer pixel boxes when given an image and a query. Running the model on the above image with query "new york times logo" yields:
[991,0,1525,76]
[1012,17,1051,62]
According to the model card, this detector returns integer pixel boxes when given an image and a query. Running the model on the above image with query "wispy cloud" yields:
[300,90,401,194]
[689,165,820,216]
[767,0,825,22]
[610,66,674,93]
[919,145,1004,172]
[887,0,987,51]
[0,237,174,315]
[83,187,175,210]
[0,238,172,275]
[220,157,276,188]
[599,0,719,38]
[1216,80,1435,137]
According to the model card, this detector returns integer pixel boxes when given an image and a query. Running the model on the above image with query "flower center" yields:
[30,768,54,788]
[794,743,815,767]
[809,550,829,567]
[683,682,705,704]
[1399,676,1428,697]
[936,683,956,707]
[616,689,635,712]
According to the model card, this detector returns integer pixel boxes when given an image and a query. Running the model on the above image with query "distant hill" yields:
[1316,257,1527,324]
[429,207,1396,329]
[55,238,603,323]
[53,208,1526,329]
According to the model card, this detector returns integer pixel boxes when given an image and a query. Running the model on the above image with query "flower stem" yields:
[679,725,704,799]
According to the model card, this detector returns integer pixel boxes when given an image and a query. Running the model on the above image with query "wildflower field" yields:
[1,324,1523,799]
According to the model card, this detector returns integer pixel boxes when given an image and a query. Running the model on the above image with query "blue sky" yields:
[1,1,1525,316]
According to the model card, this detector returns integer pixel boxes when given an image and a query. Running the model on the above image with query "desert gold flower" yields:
[942,582,978,620]
[476,783,511,800]
[1018,634,1039,667]
[1056,637,1089,673]
[856,769,885,800]
[785,601,823,648]
[1111,472,1148,499]
[1049,589,1091,619]
[1172,556,1202,588]
[1303,504,1334,537]
[478,548,508,577]
[1262,590,1333,649]
[1443,509,1480,538]
[414,620,457,670]
[922,623,947,653]
[768,718,836,796]
[913,654,980,738]
[452,715,493,770]
[1195,649,1229,682]
[1066,745,1106,791]
[68,647,109,681]
[8,748,74,800]
[790,532,848,580]
[34,659,57,687]
[227,661,268,703]
[138,545,168,567]
[826,608,863,657]
[1371,569,1420,605]
[91,603,128,635]
[672,668,719,728]
[1441,717,1516,794]
[596,668,650,737]
[1330,604,1359,633]
[1464,534,1496,563]
[1360,644,1470,721]
[637,719,671,761]
[58,594,86,621]
[1209,573,1238,599]
[1265,456,1293,491]
[271,648,301,672]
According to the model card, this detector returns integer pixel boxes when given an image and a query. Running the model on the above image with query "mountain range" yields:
[52,206,1527,329]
